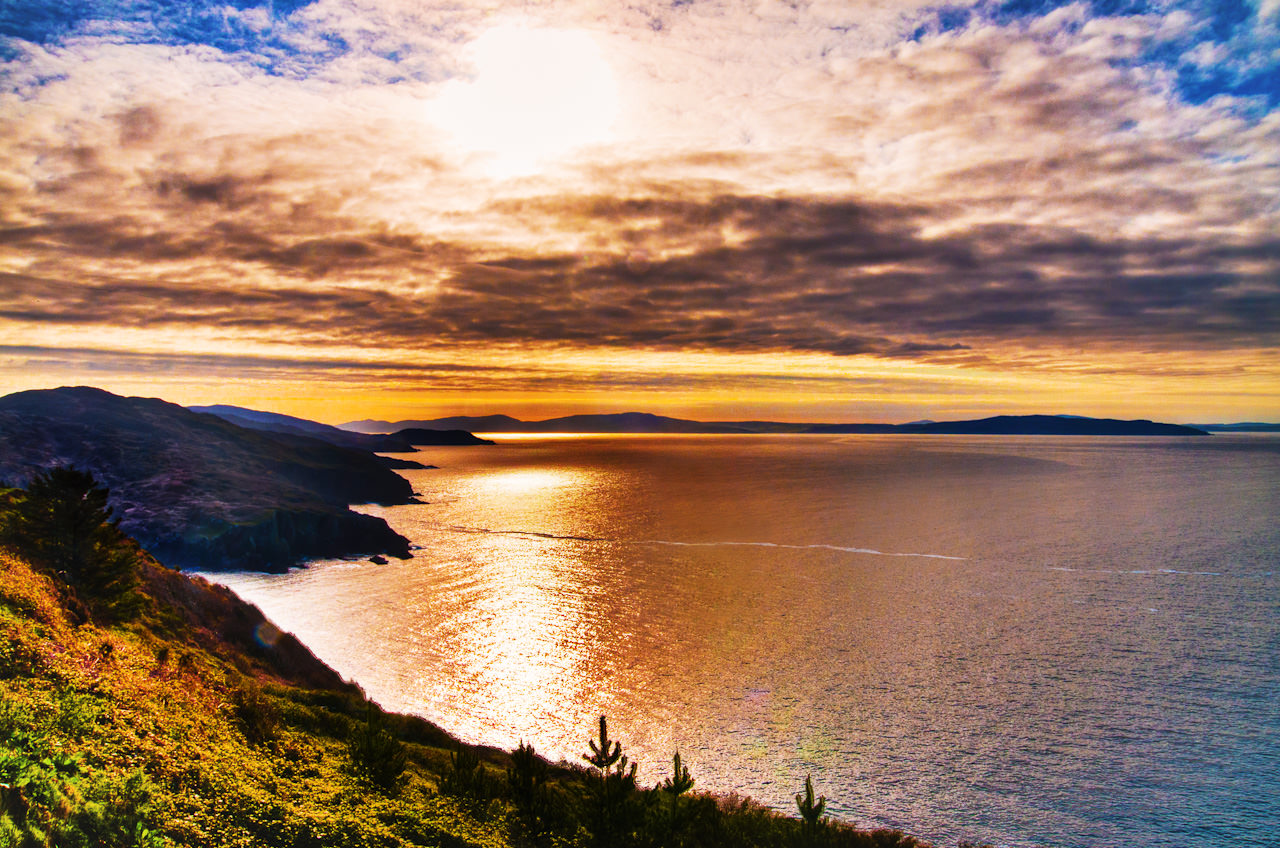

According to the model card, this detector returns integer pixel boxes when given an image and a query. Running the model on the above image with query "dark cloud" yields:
[3,189,1277,368]
[0,344,499,376]
[116,106,161,147]
[156,174,256,209]
[0,343,987,398]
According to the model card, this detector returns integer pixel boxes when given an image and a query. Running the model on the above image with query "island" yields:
[390,427,496,446]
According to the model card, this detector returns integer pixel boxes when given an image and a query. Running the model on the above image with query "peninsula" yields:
[0,387,416,571]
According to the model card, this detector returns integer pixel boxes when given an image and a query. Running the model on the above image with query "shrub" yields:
[234,677,281,747]
[0,748,82,848]
[440,743,492,803]
[347,702,407,792]
[0,624,42,679]
[65,770,164,848]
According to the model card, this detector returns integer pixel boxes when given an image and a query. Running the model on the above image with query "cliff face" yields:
[134,553,356,690]
[0,386,415,571]
[142,508,412,572]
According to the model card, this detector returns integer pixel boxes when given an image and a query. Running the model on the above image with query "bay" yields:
[207,434,1280,847]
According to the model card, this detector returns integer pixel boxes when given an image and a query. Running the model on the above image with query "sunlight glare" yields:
[476,468,579,496]
[431,25,621,177]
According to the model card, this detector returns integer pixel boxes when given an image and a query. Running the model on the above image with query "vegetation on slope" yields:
[0,470,983,848]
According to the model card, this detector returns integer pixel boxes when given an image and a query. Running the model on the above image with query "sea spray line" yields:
[1046,566,1223,576]
[636,539,965,560]
[442,525,966,561]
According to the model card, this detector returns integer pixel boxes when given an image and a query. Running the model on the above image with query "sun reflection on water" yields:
[451,540,591,751]
[472,467,579,496]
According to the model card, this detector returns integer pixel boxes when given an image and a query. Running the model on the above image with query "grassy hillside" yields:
[0,481,960,848]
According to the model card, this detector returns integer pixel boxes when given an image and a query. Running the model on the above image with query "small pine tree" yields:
[441,743,493,804]
[507,739,548,817]
[582,715,639,845]
[584,715,623,773]
[652,750,698,845]
[661,751,694,797]
[795,774,827,844]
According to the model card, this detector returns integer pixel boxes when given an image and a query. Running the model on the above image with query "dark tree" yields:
[795,774,828,844]
[649,750,703,846]
[507,739,549,817]
[661,751,694,797]
[440,743,492,803]
[4,467,139,608]
[582,715,640,845]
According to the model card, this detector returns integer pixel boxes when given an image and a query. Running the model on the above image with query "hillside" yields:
[188,405,422,453]
[0,387,414,571]
[0,500,944,848]
[0,536,510,847]
[191,405,496,449]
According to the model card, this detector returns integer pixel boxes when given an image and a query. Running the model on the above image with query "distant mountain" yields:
[191,404,496,452]
[0,387,416,571]
[344,412,749,434]
[814,415,1209,436]
[1190,422,1280,432]
[345,411,1209,436]
[190,405,420,453]
[531,412,748,433]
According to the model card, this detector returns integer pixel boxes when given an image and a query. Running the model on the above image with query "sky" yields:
[1,0,1278,424]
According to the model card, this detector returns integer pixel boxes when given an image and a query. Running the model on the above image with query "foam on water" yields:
[446,524,967,560]
[1046,566,1224,576]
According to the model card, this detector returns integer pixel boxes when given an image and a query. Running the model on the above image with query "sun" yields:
[431,25,621,178]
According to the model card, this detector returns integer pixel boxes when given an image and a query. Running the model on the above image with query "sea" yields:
[206,434,1280,848]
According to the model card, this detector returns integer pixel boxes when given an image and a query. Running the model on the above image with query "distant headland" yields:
[343,411,1215,436]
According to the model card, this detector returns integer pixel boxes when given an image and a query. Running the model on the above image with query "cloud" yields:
[3,188,1275,366]
[0,0,1277,416]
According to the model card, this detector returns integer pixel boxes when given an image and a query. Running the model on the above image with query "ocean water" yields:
[208,434,1280,847]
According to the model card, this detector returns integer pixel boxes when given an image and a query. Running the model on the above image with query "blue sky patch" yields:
[1,0,337,77]
[910,0,1280,110]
